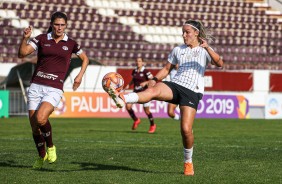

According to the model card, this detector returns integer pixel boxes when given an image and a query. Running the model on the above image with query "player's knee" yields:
[167,111,175,118]
[145,109,151,115]
[146,87,160,98]
[181,127,193,137]
[36,113,48,126]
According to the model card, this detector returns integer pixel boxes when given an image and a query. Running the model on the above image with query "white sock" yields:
[124,93,139,103]
[184,147,193,163]
[174,114,180,120]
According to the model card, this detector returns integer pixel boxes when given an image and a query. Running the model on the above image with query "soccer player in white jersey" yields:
[18,12,89,169]
[107,19,223,176]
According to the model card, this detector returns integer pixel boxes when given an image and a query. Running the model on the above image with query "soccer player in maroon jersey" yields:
[18,12,89,169]
[124,57,156,133]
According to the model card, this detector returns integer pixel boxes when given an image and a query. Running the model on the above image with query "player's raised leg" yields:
[108,82,173,108]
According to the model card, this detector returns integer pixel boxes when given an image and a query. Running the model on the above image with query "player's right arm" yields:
[148,62,175,87]
[18,26,35,58]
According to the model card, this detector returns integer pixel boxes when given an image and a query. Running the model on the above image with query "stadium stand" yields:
[0,0,281,69]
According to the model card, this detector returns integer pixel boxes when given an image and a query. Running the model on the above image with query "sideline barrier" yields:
[265,95,282,119]
[0,90,9,118]
[51,92,249,119]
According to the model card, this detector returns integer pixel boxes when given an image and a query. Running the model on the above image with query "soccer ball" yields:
[102,72,124,92]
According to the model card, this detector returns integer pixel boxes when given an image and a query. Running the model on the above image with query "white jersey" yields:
[168,44,211,94]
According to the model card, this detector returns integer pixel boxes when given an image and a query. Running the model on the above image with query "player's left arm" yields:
[199,37,224,67]
[73,51,89,91]
[125,79,133,89]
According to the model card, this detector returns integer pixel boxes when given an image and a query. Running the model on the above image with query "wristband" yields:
[152,77,158,82]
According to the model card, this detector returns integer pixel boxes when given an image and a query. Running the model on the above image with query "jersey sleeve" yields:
[73,42,83,55]
[144,69,153,80]
[28,34,43,51]
[167,47,178,65]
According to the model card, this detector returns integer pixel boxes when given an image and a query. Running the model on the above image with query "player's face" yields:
[182,25,199,46]
[135,58,143,68]
[51,18,67,38]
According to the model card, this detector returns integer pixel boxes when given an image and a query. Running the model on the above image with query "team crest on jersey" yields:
[186,55,192,60]
[185,50,200,60]
[62,46,68,50]
[192,50,200,57]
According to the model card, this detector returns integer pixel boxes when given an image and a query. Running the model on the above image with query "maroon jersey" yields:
[132,66,153,92]
[29,33,82,90]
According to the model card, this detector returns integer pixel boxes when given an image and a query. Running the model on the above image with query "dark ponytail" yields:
[46,11,68,33]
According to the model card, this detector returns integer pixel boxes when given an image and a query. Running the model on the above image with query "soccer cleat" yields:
[47,145,57,164]
[132,118,141,130]
[107,87,125,108]
[32,153,48,169]
[148,124,156,134]
[184,162,194,176]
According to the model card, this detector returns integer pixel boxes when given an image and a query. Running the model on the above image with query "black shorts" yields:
[163,81,203,110]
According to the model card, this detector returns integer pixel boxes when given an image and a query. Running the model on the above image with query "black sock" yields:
[147,113,154,126]
[127,109,138,121]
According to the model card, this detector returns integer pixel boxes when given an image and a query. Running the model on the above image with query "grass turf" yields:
[0,117,281,184]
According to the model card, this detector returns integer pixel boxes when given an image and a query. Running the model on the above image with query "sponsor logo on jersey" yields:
[62,46,68,50]
[36,71,58,80]
[44,44,51,47]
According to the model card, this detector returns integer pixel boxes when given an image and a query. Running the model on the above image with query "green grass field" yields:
[0,117,281,184]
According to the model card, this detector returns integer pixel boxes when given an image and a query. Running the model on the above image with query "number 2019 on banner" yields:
[197,97,235,115]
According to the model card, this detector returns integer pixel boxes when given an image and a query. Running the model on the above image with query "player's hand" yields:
[140,81,149,87]
[23,26,33,39]
[199,37,209,49]
[73,75,82,91]
[124,84,130,90]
